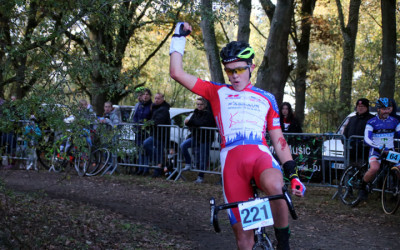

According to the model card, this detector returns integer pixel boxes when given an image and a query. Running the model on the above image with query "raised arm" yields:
[169,22,198,91]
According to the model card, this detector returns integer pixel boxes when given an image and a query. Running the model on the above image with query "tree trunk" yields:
[255,0,294,106]
[335,0,361,121]
[259,0,275,22]
[237,0,252,43]
[379,0,396,98]
[200,0,225,83]
[293,0,316,126]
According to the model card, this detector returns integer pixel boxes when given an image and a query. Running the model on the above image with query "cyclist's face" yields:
[224,61,254,91]
[378,106,392,119]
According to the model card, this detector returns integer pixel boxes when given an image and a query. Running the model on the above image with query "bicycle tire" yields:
[381,168,400,214]
[36,148,51,170]
[49,151,69,172]
[73,145,90,177]
[338,164,367,207]
[36,131,55,170]
[85,148,110,176]
[253,227,273,250]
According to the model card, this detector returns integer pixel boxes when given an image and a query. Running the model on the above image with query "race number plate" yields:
[386,151,400,163]
[238,198,274,231]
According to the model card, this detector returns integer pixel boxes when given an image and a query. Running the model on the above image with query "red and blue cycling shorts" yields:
[220,144,282,226]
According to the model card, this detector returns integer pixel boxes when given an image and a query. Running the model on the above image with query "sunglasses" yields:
[224,65,251,76]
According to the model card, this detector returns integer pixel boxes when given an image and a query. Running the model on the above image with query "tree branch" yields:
[250,21,267,40]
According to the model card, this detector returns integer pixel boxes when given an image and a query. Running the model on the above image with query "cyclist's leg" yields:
[364,157,380,183]
[255,145,290,249]
[258,168,288,225]
[223,145,283,249]
[232,223,254,249]
[221,146,255,249]
[359,154,380,200]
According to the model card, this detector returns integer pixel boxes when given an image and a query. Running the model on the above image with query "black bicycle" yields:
[210,181,298,249]
[338,147,400,214]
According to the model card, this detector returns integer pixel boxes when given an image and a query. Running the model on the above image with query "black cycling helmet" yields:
[220,41,255,64]
[375,97,393,109]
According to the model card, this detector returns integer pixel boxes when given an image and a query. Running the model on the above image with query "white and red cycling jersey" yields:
[192,78,281,148]
[192,78,283,225]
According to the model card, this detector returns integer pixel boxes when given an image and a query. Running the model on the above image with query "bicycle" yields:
[49,133,92,176]
[209,180,298,249]
[338,147,400,214]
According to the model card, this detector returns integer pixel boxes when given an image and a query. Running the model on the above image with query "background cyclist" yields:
[361,97,400,200]
[169,22,305,250]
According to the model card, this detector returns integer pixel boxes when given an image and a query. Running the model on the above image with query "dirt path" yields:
[1,170,400,249]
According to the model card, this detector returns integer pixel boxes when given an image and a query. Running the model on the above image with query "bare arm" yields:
[170,52,198,90]
[269,129,293,164]
[270,128,305,197]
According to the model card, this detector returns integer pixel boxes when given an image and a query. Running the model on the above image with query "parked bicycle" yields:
[338,147,400,214]
[49,132,92,176]
[210,180,298,249]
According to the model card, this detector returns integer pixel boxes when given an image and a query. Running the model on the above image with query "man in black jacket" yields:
[143,93,171,177]
[343,98,374,164]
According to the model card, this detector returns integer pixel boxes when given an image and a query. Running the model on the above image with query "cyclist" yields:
[169,22,305,250]
[361,97,400,200]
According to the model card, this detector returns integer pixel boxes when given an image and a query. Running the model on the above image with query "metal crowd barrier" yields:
[0,120,37,169]
[265,133,344,186]
[173,126,221,180]
[116,123,184,177]
[2,119,373,187]
[115,123,220,180]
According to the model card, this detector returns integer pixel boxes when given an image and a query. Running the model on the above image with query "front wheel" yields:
[338,164,367,207]
[253,227,273,250]
[381,168,400,215]
[73,145,91,177]
[49,150,69,173]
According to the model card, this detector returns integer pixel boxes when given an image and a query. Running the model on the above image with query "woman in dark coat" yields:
[279,102,302,133]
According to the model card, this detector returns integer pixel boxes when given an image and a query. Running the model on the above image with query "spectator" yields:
[133,88,152,123]
[131,90,144,121]
[23,115,42,170]
[10,95,17,102]
[279,102,302,133]
[132,88,153,176]
[99,101,121,174]
[343,98,374,164]
[99,101,121,127]
[78,99,97,119]
[180,97,216,183]
[143,93,171,178]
